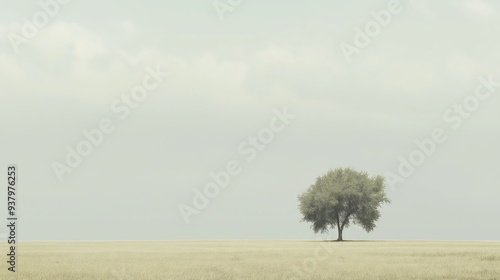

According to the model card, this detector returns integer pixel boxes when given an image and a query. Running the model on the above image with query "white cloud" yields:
[0,53,25,84]
[31,21,107,65]
[120,21,138,34]
[1,22,134,102]
[409,0,433,16]
[463,0,495,18]
[252,45,298,66]
[446,51,484,80]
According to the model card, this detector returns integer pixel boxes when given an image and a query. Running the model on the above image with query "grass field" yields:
[1,240,499,279]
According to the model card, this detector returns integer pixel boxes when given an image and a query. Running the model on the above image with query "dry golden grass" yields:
[1,240,499,279]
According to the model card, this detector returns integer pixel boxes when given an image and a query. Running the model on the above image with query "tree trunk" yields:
[337,226,343,241]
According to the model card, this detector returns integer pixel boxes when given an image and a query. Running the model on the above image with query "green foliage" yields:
[298,168,390,240]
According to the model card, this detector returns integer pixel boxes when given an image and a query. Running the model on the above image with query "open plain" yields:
[1,240,499,279]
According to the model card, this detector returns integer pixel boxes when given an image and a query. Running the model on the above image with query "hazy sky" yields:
[0,0,499,240]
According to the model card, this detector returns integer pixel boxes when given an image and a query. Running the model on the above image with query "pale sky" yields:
[0,0,499,240]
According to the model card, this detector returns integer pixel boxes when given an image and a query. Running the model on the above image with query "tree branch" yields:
[341,212,352,229]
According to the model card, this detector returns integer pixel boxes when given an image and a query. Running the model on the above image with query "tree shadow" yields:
[303,240,389,243]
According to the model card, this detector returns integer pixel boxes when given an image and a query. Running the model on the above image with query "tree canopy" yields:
[298,168,390,241]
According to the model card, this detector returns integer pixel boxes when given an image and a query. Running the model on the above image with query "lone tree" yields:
[298,168,390,241]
